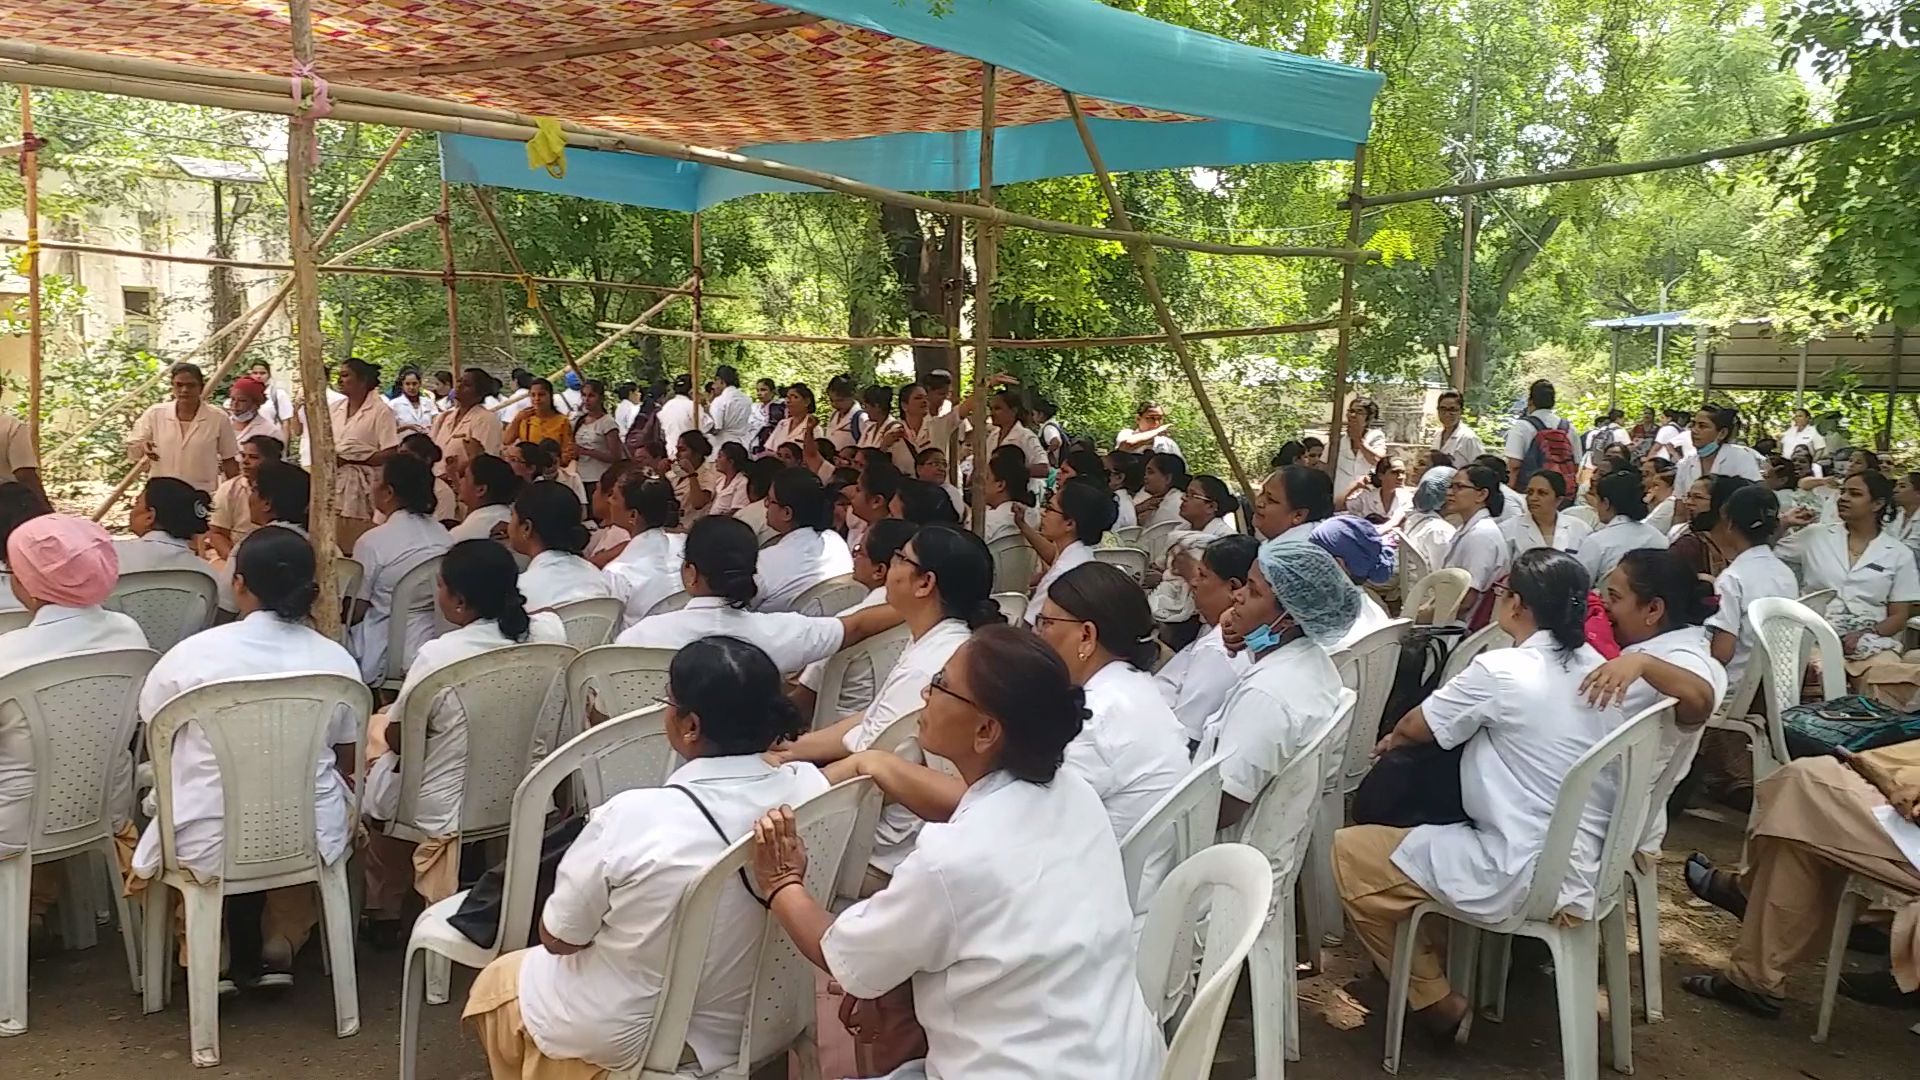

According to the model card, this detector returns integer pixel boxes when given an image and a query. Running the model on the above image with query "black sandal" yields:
[1685,853,1747,918]
[1680,973,1783,1019]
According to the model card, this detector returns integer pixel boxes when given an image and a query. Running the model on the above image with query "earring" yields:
[1079,648,1092,661]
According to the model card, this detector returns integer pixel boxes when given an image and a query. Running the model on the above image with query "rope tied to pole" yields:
[288,61,331,166]
[517,273,541,309]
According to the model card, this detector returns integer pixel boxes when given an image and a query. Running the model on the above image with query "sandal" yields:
[1680,973,1782,1019]
[1685,853,1747,918]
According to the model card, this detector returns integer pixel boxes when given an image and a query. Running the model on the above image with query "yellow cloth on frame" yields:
[527,118,568,179]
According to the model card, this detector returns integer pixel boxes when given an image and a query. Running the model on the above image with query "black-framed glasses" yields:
[1032,612,1087,630]
[927,668,978,709]
[890,550,924,572]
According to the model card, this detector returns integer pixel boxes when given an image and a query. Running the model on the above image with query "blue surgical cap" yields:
[1310,516,1397,586]
[1255,539,1362,647]
[1413,466,1455,513]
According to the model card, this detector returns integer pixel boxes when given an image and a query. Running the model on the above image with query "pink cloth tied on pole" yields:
[6,514,119,608]
[289,62,333,166]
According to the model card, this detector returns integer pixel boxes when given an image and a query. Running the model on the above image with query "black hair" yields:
[959,624,1089,784]
[468,453,522,508]
[0,484,52,556]
[988,450,1034,505]
[896,382,927,414]
[1595,468,1649,521]
[1200,533,1258,584]
[1527,379,1556,410]
[1853,448,1883,472]
[771,468,834,531]
[1061,448,1106,484]
[1691,475,1755,535]
[1147,452,1189,491]
[745,456,781,500]
[516,440,555,475]
[232,525,319,621]
[511,367,534,390]
[1853,469,1897,525]
[340,355,380,389]
[1698,403,1739,440]
[714,364,741,388]
[1718,483,1780,545]
[1645,456,1677,483]
[394,433,438,467]
[1134,400,1160,419]
[813,437,839,462]
[570,379,607,430]
[990,386,1029,426]
[1348,396,1380,424]
[860,384,894,413]
[1031,395,1057,419]
[1527,468,1569,500]
[243,434,286,461]
[1613,548,1714,634]
[168,361,206,386]
[1055,476,1118,544]
[1473,453,1509,474]
[1459,464,1505,518]
[1437,390,1463,409]
[1301,436,1325,452]
[862,517,918,565]
[787,381,817,413]
[442,538,533,640]
[514,481,590,555]
[1048,561,1159,670]
[856,447,893,475]
[923,369,953,391]
[468,368,502,398]
[382,454,437,516]
[684,515,759,608]
[1508,548,1589,659]
[913,444,948,469]
[1106,450,1146,494]
[670,637,806,753]
[432,369,452,386]
[678,430,712,461]
[903,522,999,629]
[143,477,211,539]
[619,473,682,531]
[1189,474,1233,520]
[1271,441,1305,468]
[613,380,638,400]
[858,460,904,506]
[826,373,859,401]
[1278,464,1335,522]
[895,478,961,525]
[252,461,311,525]
[716,440,750,474]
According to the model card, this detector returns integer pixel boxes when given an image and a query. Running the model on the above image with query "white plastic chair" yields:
[809,624,912,732]
[1093,545,1150,583]
[329,557,364,642]
[563,644,677,746]
[548,595,625,649]
[1627,705,1717,1024]
[1731,597,1844,782]
[1139,519,1180,566]
[140,672,372,1067]
[398,704,674,1080]
[1797,588,1835,617]
[832,709,921,908]
[791,574,867,618]
[1239,688,1355,1080]
[988,535,1038,595]
[1120,754,1226,922]
[644,589,692,618]
[1440,621,1512,685]
[1304,620,1410,952]
[379,555,447,693]
[104,569,219,653]
[1389,530,1433,605]
[1403,567,1473,626]
[1112,524,1144,546]
[1137,844,1274,1080]
[1381,699,1669,1080]
[991,591,1028,625]
[0,610,28,635]
[0,648,157,1036]
[609,778,875,1080]
[1815,873,1920,1042]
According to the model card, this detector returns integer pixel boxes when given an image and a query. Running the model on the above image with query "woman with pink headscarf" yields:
[0,515,149,869]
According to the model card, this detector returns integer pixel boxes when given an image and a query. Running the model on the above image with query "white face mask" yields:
[232,407,258,422]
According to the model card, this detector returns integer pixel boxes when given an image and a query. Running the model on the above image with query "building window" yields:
[123,287,156,348]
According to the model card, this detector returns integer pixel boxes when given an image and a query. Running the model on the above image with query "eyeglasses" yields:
[890,550,924,572]
[1032,612,1087,630]
[927,668,978,709]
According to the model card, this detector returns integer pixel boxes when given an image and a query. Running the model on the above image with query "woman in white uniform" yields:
[977,449,1033,545]
[753,624,1168,1080]
[1016,476,1111,627]
[1336,548,1621,1040]
[1177,473,1239,540]
[1441,463,1509,625]
[386,367,439,436]
[450,454,522,543]
[114,476,228,607]
[1576,467,1669,584]
[1394,466,1457,576]
[602,473,686,629]
[511,481,612,612]
[764,383,818,460]
[1671,404,1766,495]
[1101,450,1142,530]
[1702,486,1799,702]
[1778,469,1920,681]
[360,539,566,945]
[794,518,915,721]
[754,468,853,613]
[1154,534,1255,746]
[708,441,751,517]
[1501,469,1592,563]
[131,526,362,990]
[345,456,454,684]
[462,636,831,1079]
[1135,452,1189,529]
[568,379,622,504]
[615,516,901,676]
[1343,455,1413,527]
[1309,515,1397,650]
[984,386,1049,481]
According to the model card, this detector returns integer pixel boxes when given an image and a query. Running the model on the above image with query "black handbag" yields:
[1351,741,1469,828]
[447,815,586,949]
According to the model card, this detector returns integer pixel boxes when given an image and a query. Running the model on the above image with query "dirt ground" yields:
[7,812,1916,1080]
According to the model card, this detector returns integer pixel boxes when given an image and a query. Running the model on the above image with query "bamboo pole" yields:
[0,51,1375,263]
[968,64,997,536]
[288,0,341,640]
[690,212,704,413]
[487,280,692,413]
[1329,0,1383,478]
[41,130,417,465]
[89,460,147,522]
[328,13,824,80]
[468,187,586,386]
[942,214,965,484]
[593,316,1357,350]
[437,181,462,378]
[1450,68,1480,393]
[1064,93,1257,503]
[19,87,41,453]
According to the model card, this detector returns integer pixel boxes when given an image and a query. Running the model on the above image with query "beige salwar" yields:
[464,949,611,1080]
[1332,824,1454,1010]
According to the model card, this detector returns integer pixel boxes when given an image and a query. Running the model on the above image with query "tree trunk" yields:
[878,204,960,384]
[1463,212,1565,389]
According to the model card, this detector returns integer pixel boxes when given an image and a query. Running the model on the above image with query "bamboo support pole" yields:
[289,0,341,639]
[487,281,692,413]
[1065,93,1257,503]
[437,181,462,377]
[469,187,586,386]
[594,317,1356,350]
[329,14,824,80]
[0,49,1376,263]
[691,212,704,410]
[1328,0,1383,476]
[19,87,41,453]
[89,460,147,522]
[41,130,417,465]
[968,65,997,536]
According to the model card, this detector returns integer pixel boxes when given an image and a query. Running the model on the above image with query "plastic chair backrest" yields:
[1092,546,1150,583]
[1393,531,1432,595]
[1119,753,1226,909]
[1136,844,1273,1080]
[1751,596,1846,751]
[103,569,219,653]
[384,555,446,682]
[0,609,28,635]
[1330,619,1411,791]
[641,778,875,1076]
[549,596,625,649]
[0,648,157,857]
[834,709,920,902]
[1238,689,1355,898]
[1139,519,1180,566]
[809,623,912,732]
[644,590,692,618]
[991,592,1028,625]
[987,535,1038,595]
[564,645,677,746]
[1796,588,1835,617]
[1512,698,1666,926]
[791,575,867,618]
[1405,567,1472,625]
[1112,525,1143,546]
[393,642,575,837]
[1440,622,1511,685]
[147,671,371,885]
[331,557,365,609]
[570,706,678,806]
